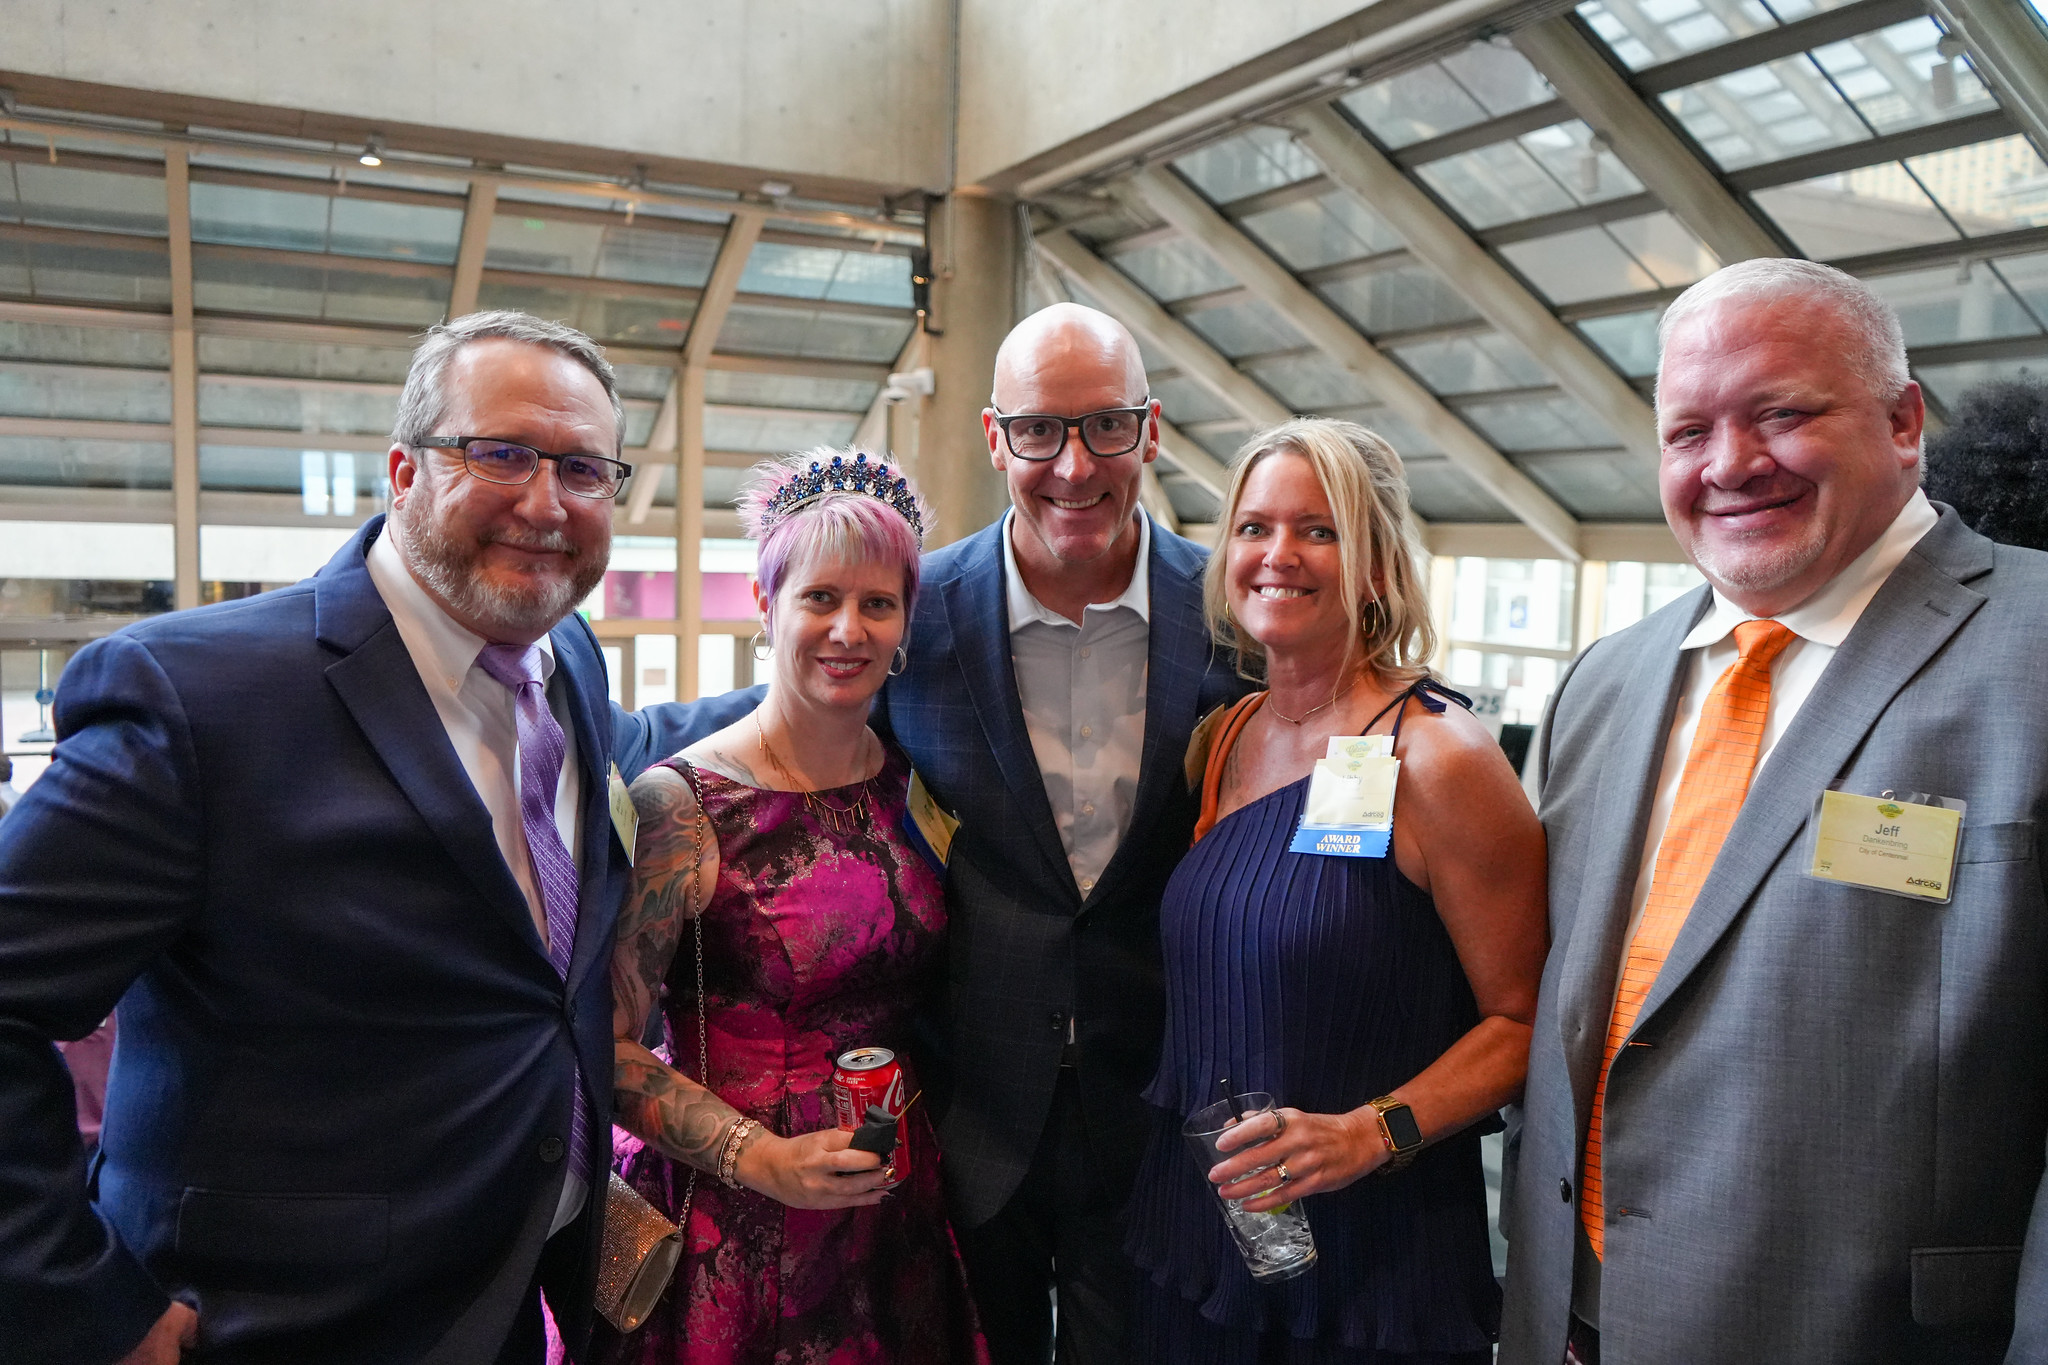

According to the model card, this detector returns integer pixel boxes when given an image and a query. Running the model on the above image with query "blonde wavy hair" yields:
[1202,417,1435,686]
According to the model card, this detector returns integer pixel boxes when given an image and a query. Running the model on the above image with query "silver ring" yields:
[1276,1163,1293,1184]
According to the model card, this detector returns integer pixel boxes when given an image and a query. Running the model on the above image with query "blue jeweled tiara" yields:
[761,452,925,543]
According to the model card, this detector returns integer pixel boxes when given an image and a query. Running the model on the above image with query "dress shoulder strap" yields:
[1192,693,1267,845]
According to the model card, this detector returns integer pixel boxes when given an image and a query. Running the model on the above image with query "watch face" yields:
[1383,1103,1424,1152]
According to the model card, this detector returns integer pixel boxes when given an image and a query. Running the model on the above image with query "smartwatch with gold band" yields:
[1366,1095,1423,1174]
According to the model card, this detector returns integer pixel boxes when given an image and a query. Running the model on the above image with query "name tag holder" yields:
[1805,786,1965,904]
[1289,734,1398,859]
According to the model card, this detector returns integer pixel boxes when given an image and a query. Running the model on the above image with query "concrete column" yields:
[673,364,706,700]
[917,191,1019,549]
[164,148,200,610]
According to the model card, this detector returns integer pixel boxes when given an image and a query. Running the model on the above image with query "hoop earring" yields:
[889,646,909,676]
[751,631,773,662]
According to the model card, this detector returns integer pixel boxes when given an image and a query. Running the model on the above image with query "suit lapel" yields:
[943,535,1071,886]
[1086,525,1207,911]
[552,618,615,997]
[316,521,540,953]
[1634,519,1989,1030]
[1554,587,1707,1109]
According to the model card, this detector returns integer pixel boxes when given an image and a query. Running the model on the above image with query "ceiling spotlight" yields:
[358,135,385,168]
[760,179,793,199]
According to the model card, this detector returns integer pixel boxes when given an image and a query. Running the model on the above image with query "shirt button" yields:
[1080,725,1092,739]
[1081,877,1095,892]
[1082,802,1095,816]
[1559,1177,1572,1204]
[1080,647,1091,659]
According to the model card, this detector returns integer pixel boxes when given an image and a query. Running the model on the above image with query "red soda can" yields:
[832,1046,909,1179]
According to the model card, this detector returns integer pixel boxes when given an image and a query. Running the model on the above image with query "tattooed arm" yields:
[610,761,891,1209]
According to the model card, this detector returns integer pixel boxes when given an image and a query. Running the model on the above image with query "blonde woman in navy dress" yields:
[1124,418,1549,1363]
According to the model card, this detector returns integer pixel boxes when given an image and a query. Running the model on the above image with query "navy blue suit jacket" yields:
[651,515,1247,1225]
[0,517,690,1365]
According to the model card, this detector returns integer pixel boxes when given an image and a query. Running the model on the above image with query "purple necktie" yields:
[476,642,591,1181]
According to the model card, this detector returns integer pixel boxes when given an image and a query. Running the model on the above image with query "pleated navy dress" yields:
[1125,680,1500,1364]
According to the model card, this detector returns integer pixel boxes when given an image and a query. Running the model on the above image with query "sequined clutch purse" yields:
[595,1171,686,1332]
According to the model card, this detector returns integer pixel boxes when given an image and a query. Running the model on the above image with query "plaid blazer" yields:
[875,517,1248,1227]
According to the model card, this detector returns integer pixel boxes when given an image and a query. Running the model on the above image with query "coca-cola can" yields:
[832,1046,909,1179]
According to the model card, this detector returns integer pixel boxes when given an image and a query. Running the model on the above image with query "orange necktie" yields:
[1580,619,1796,1258]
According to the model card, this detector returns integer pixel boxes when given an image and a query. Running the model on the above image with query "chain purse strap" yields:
[673,759,712,1221]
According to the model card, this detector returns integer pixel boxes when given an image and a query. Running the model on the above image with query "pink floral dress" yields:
[585,748,986,1365]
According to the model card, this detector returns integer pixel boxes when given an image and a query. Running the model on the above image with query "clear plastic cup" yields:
[1182,1091,1317,1283]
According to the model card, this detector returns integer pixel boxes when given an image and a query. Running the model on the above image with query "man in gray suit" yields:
[1500,258,2048,1364]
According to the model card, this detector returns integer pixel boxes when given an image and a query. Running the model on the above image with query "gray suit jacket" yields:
[1500,509,2048,1365]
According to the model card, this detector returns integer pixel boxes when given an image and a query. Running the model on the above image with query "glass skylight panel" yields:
[320,266,453,328]
[1660,54,1870,171]
[487,215,604,275]
[0,362,171,423]
[1913,356,2046,409]
[1518,449,1663,518]
[1390,332,1550,395]
[1415,122,1639,230]
[199,444,313,494]
[591,225,720,290]
[1317,263,1481,335]
[1149,374,1238,426]
[196,379,398,435]
[1458,393,1618,451]
[0,321,172,369]
[1750,166,1958,258]
[1991,251,2048,328]
[1238,350,1378,410]
[0,240,27,299]
[1907,135,2048,236]
[1577,308,1666,378]
[1354,407,1440,458]
[18,240,172,309]
[702,370,879,412]
[704,408,861,454]
[1238,191,1404,270]
[1172,127,1320,204]
[1862,264,2040,347]
[196,336,414,384]
[1340,41,1553,149]
[1576,0,1861,73]
[1808,18,1994,137]
[2,163,167,237]
[477,279,694,345]
[621,405,659,447]
[1406,458,1510,520]
[739,243,913,308]
[1503,212,1716,305]
[190,184,461,263]
[715,302,915,364]
[1105,236,1238,302]
[1180,297,1306,358]
[0,435,171,490]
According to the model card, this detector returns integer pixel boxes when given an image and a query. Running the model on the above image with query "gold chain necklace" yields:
[754,714,873,833]
[1266,674,1360,726]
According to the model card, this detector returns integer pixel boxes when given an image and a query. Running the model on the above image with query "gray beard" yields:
[1689,519,1828,599]
[393,483,609,640]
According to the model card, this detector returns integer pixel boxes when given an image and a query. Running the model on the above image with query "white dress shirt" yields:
[1003,509,1152,897]
[367,528,588,1233]
[1619,489,1940,956]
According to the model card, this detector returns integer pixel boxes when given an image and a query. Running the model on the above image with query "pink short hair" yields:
[737,448,930,634]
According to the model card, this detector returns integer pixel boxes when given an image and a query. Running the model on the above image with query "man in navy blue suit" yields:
[0,312,688,1365]
[671,303,1247,1363]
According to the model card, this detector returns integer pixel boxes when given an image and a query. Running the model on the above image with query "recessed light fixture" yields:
[359,135,385,168]
[760,179,793,199]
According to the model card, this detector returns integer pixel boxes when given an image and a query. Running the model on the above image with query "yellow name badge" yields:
[608,762,638,866]
[1807,789,1965,904]
[903,770,959,871]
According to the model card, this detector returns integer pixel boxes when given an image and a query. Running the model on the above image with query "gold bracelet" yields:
[718,1118,760,1189]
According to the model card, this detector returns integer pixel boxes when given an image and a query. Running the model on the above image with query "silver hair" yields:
[1656,258,1910,406]
[390,309,625,454]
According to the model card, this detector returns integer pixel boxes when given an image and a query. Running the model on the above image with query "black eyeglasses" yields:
[991,400,1153,461]
[414,437,633,500]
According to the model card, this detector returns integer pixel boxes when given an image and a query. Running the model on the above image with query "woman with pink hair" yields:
[588,450,985,1364]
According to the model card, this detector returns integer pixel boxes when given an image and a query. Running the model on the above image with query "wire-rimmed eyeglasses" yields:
[414,437,633,500]
[990,400,1153,461]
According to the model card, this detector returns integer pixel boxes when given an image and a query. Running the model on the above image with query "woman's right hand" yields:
[734,1127,892,1210]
